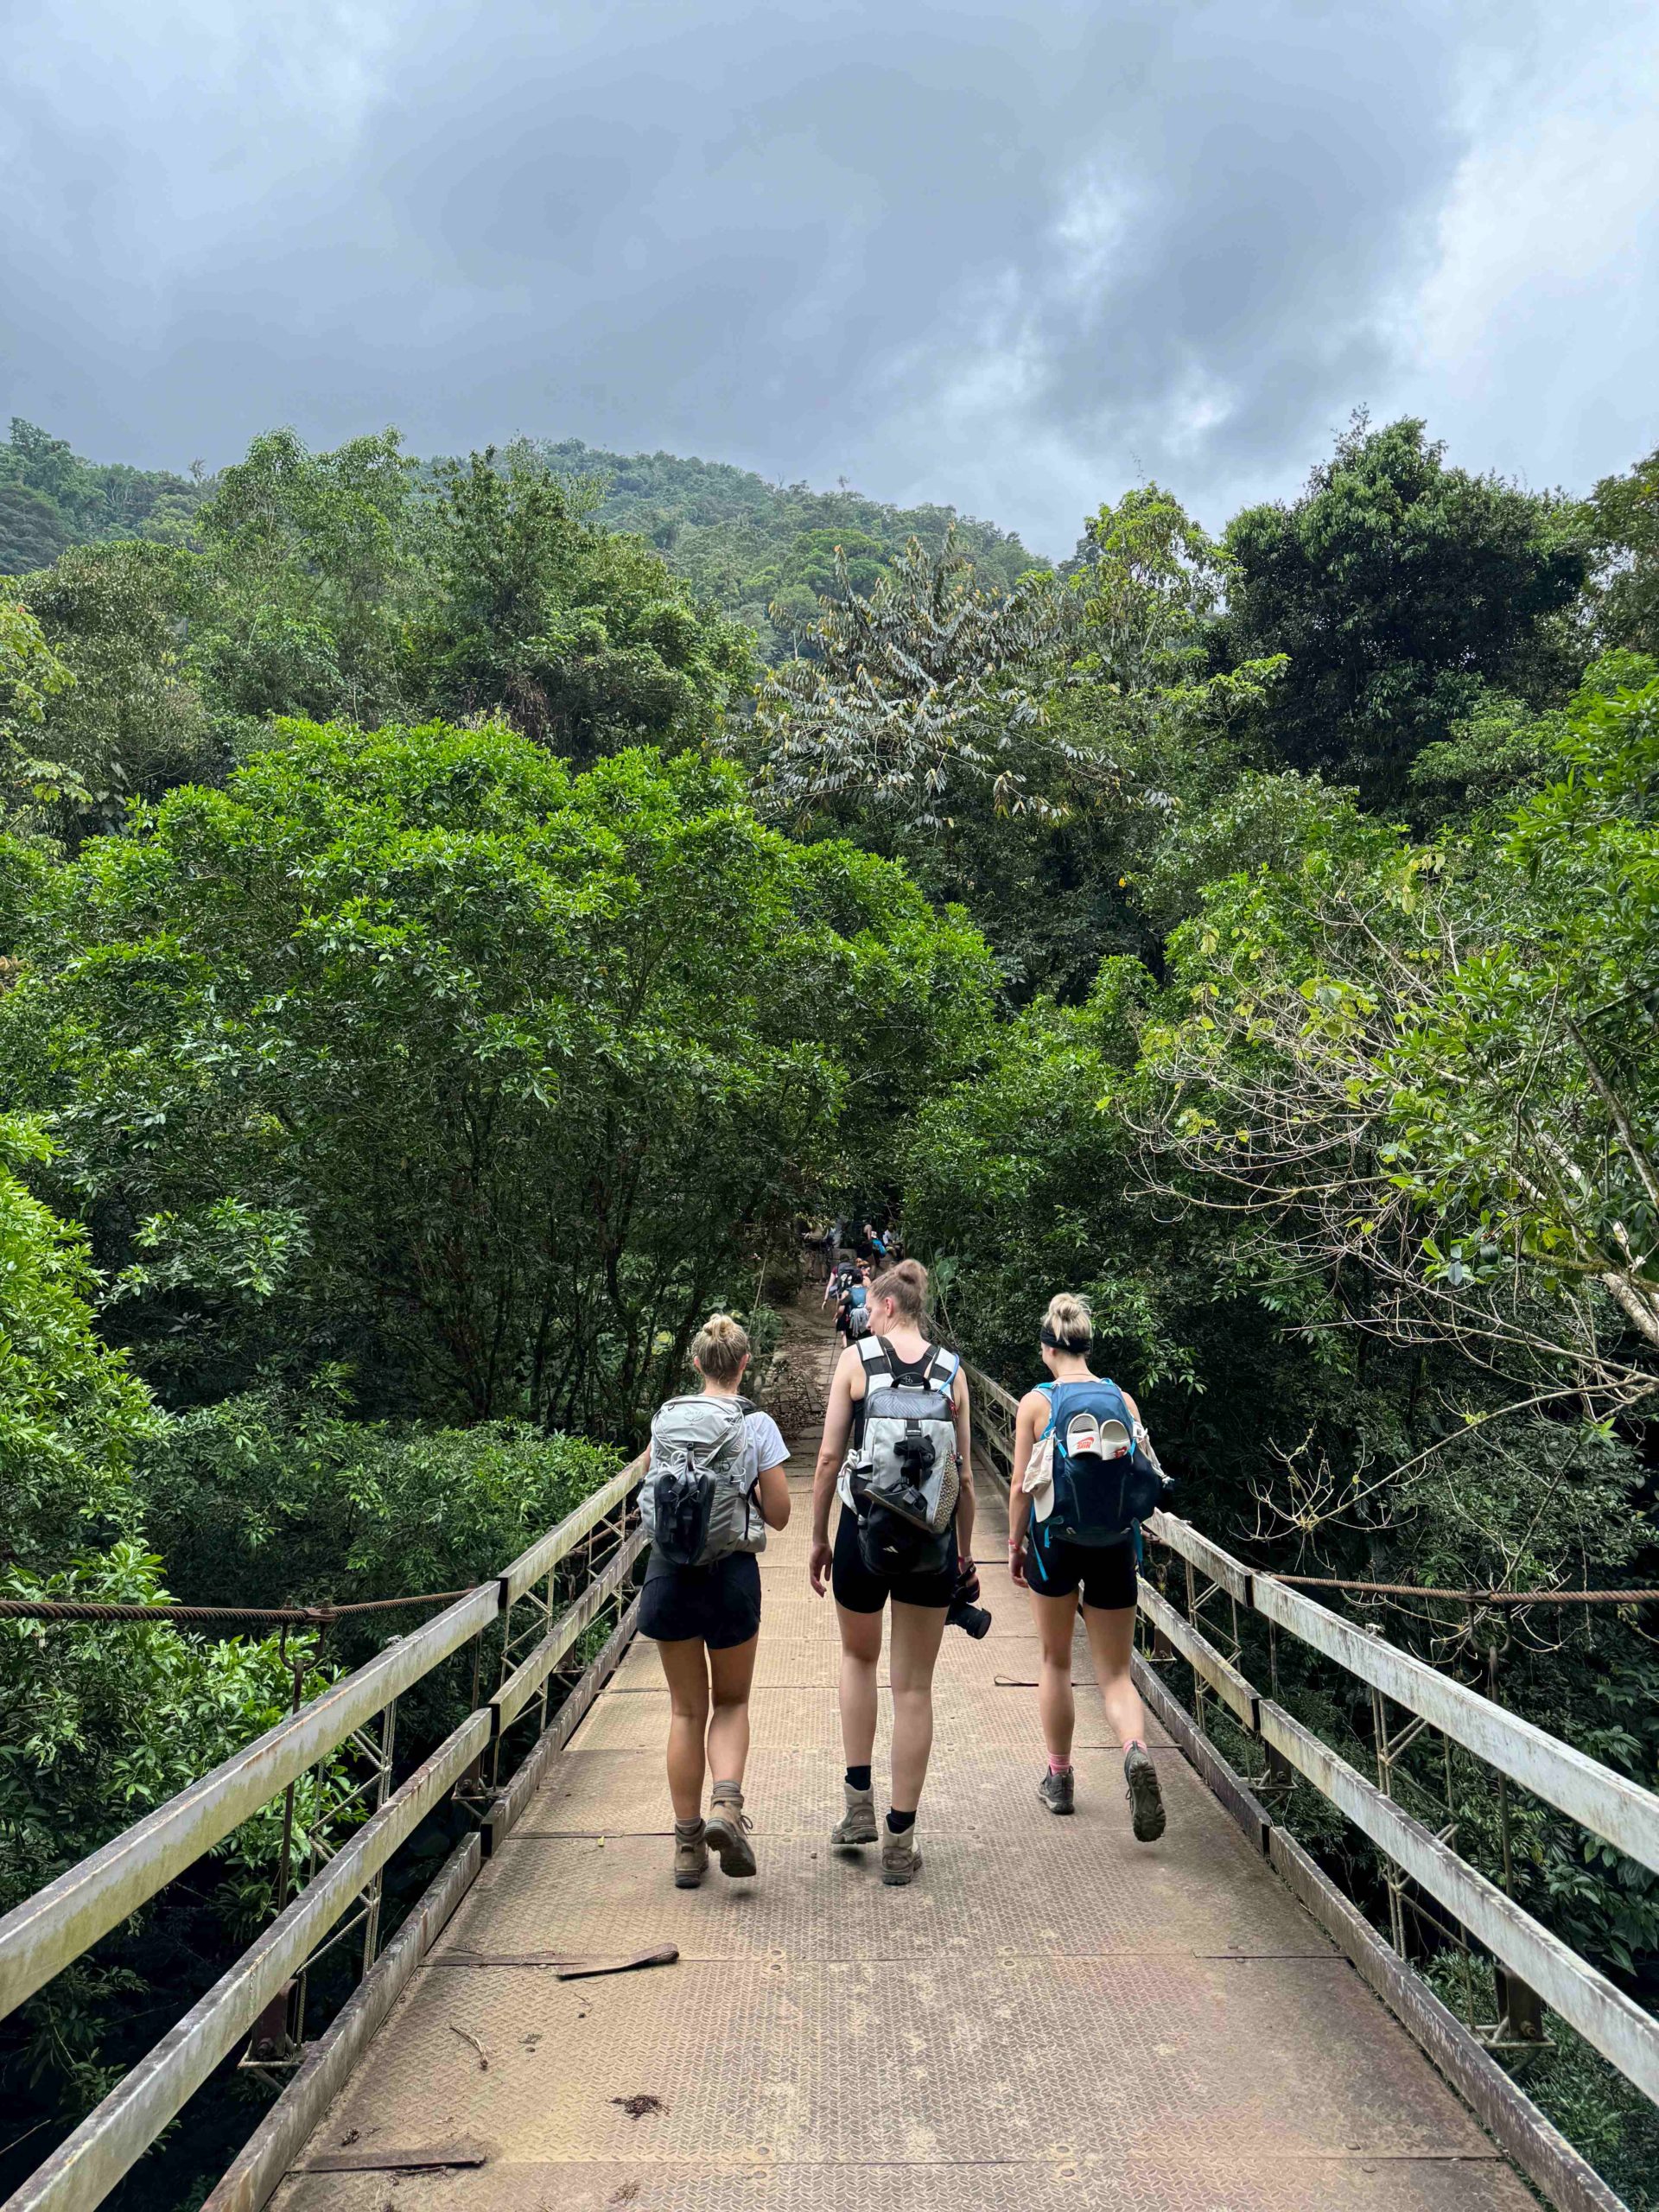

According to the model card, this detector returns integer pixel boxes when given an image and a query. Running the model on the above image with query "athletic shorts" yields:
[639,1551,761,1648]
[1023,1523,1137,1610]
[832,1506,956,1613]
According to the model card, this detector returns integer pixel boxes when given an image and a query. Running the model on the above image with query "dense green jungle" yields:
[2,410,1657,2201]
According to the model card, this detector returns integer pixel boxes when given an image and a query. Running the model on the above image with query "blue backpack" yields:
[1041,1378,1164,1548]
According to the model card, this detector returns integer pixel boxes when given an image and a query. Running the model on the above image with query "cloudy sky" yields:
[3,0,1656,555]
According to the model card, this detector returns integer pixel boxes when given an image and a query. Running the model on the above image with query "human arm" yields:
[756,1459,791,1530]
[809,1349,858,1594]
[1007,1389,1048,1584]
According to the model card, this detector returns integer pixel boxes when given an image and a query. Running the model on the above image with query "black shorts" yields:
[639,1551,761,1648]
[832,1506,956,1613]
[1023,1524,1138,1610]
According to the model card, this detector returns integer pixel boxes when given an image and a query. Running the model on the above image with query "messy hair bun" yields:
[1041,1292,1092,1352]
[869,1258,927,1322]
[691,1313,750,1383]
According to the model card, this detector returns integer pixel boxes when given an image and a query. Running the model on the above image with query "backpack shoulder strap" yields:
[925,1344,962,1393]
[857,1336,893,1382]
[1097,1377,1132,1424]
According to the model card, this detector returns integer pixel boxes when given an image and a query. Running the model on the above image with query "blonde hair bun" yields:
[691,1313,750,1383]
[1042,1293,1093,1351]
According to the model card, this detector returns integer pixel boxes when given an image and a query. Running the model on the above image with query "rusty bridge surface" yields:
[256,1317,1540,2212]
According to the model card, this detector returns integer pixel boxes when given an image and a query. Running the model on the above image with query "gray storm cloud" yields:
[3,0,1656,551]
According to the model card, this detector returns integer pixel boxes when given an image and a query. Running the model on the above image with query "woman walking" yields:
[639,1314,791,1886]
[1007,1294,1166,1840]
[809,1259,975,1885]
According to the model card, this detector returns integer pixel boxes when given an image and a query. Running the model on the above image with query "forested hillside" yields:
[3,409,1657,2201]
[0,417,1043,664]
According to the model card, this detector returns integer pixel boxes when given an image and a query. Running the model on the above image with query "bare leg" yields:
[1028,1587,1080,1761]
[1080,1602,1147,1748]
[706,1634,759,1787]
[655,1637,712,1822]
[887,1601,948,1812]
[836,1603,883,1769]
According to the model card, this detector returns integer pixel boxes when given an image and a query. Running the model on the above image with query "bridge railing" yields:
[0,1457,646,2212]
[963,1360,1659,2212]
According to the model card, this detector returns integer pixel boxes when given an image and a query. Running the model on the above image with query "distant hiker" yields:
[865,1221,888,1263]
[832,1259,868,1344]
[1007,1293,1166,1840]
[824,1249,857,1307]
[639,1314,792,1887]
[809,1260,975,1885]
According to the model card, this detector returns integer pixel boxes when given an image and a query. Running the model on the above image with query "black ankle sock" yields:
[886,1808,916,1834]
[845,1764,872,1792]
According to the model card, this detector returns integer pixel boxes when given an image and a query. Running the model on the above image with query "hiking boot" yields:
[1125,1745,1166,1842]
[880,1826,922,1885]
[705,1788,757,1878]
[673,1819,709,1887]
[831,1783,878,1849]
[1039,1765,1075,1815]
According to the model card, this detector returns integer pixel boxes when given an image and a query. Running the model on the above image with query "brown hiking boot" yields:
[880,1826,922,1886]
[831,1783,878,1849]
[705,1787,757,1878]
[673,1819,709,1888]
[1125,1745,1166,1842]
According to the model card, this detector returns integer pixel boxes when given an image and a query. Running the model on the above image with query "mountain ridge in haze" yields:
[1,416,1046,660]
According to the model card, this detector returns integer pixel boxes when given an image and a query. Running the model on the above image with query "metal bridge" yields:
[3,1311,1656,2212]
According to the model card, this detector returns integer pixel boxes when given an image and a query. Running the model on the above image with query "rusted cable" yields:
[1263,1574,1658,1607]
[0,1588,474,1628]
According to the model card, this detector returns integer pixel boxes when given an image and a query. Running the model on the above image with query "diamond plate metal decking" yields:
[267,1320,1534,2212]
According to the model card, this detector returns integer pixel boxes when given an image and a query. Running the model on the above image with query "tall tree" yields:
[413,443,753,761]
[12,543,217,833]
[1217,416,1589,807]
[753,524,1072,841]
[196,426,417,725]
[2,721,992,1432]
[1586,443,1659,658]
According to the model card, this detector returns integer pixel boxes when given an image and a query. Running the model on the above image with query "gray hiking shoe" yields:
[1125,1745,1166,1841]
[673,1819,709,1888]
[831,1783,878,1849]
[705,1789,757,1878]
[880,1825,922,1885]
[1039,1765,1076,1815]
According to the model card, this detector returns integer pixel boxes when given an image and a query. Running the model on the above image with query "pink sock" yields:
[1048,1756,1072,1777]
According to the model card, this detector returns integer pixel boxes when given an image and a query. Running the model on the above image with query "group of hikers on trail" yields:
[822,1222,898,1347]
[636,1253,1168,1890]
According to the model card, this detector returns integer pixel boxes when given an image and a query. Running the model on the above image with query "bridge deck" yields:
[271,1324,1531,2212]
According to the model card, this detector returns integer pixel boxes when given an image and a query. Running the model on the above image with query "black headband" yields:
[1040,1325,1090,1351]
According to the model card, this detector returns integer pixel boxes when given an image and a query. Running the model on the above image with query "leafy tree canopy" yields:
[750,525,1077,842]
[410,443,754,760]
[1586,442,1659,658]
[2,721,993,1433]
[1217,416,1589,807]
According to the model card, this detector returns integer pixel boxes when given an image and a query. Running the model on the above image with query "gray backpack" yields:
[850,1338,961,1538]
[641,1395,765,1567]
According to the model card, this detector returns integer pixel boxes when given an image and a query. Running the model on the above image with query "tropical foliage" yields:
[3,403,1657,2200]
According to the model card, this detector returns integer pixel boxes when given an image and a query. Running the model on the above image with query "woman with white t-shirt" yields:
[639,1313,791,1887]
